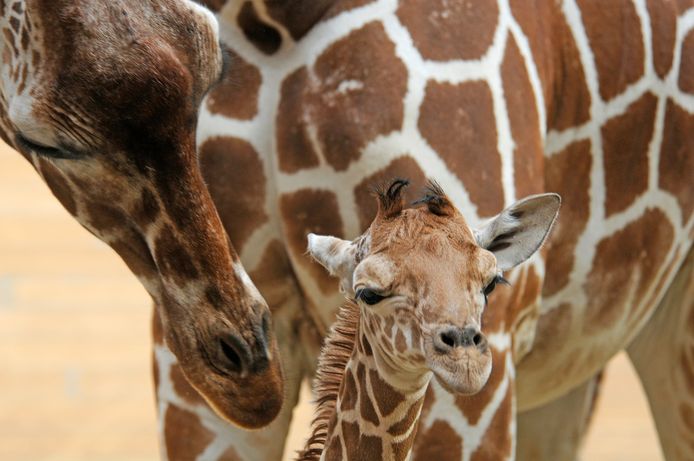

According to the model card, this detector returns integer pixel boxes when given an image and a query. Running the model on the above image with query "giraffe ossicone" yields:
[301,179,560,460]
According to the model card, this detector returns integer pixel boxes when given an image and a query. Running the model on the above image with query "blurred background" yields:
[0,141,662,460]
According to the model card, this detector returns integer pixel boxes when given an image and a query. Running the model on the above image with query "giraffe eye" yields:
[355,288,386,305]
[15,134,81,160]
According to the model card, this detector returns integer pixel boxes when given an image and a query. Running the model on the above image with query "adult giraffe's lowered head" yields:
[0,0,283,428]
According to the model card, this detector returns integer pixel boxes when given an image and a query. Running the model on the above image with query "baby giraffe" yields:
[299,179,560,461]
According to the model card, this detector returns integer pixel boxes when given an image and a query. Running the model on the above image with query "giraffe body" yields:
[189,0,693,458]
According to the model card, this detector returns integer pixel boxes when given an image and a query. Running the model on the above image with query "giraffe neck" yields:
[321,320,429,461]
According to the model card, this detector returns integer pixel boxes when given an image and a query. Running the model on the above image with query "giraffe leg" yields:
[152,295,310,461]
[516,371,603,461]
[627,245,694,461]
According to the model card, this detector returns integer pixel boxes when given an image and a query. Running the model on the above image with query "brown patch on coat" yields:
[530,303,573,359]
[680,349,694,391]
[85,201,128,232]
[265,0,334,40]
[275,22,407,172]
[495,266,543,330]
[636,247,682,326]
[369,369,406,417]
[679,30,694,93]
[387,398,424,436]
[324,436,343,461]
[577,0,644,101]
[163,405,215,460]
[340,370,358,412]
[279,188,344,295]
[206,50,261,120]
[397,0,499,61]
[152,309,163,393]
[419,80,503,217]
[314,21,410,172]
[154,224,199,284]
[501,35,544,197]
[38,158,77,215]
[418,385,436,422]
[110,235,158,279]
[353,156,427,232]
[132,188,161,227]
[647,0,677,79]
[454,347,506,424]
[391,431,418,461]
[276,67,321,173]
[152,307,165,345]
[584,208,674,333]
[342,420,383,459]
[324,0,376,18]
[480,279,512,332]
[470,383,513,461]
[152,351,160,397]
[680,402,694,432]
[658,99,694,223]
[411,419,463,461]
[170,363,208,406]
[237,1,282,54]
[509,0,554,90]
[357,362,380,425]
[199,136,268,252]
[395,329,407,353]
[549,25,591,129]
[543,140,592,296]
[602,92,657,216]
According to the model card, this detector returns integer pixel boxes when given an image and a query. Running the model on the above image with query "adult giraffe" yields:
[0,0,285,433]
[187,0,690,459]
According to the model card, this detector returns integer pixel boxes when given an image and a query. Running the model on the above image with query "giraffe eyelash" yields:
[355,287,387,305]
[483,274,509,303]
[15,134,82,160]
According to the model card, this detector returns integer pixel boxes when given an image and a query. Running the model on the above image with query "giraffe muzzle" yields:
[427,325,493,395]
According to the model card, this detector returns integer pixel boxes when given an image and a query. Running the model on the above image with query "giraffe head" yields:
[0,0,283,428]
[308,179,560,395]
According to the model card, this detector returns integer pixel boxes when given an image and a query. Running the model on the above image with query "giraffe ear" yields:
[307,233,359,294]
[475,193,561,271]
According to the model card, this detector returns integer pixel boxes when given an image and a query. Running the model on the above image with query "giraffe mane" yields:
[296,298,360,461]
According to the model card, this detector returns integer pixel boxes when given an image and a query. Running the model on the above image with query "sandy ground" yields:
[0,142,663,460]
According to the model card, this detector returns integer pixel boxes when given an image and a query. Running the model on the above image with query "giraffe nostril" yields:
[434,326,486,352]
[440,331,456,348]
[218,335,248,374]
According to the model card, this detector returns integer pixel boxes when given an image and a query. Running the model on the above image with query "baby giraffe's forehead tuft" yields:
[370,206,476,253]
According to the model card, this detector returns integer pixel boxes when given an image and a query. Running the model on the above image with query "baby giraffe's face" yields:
[308,180,560,395]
